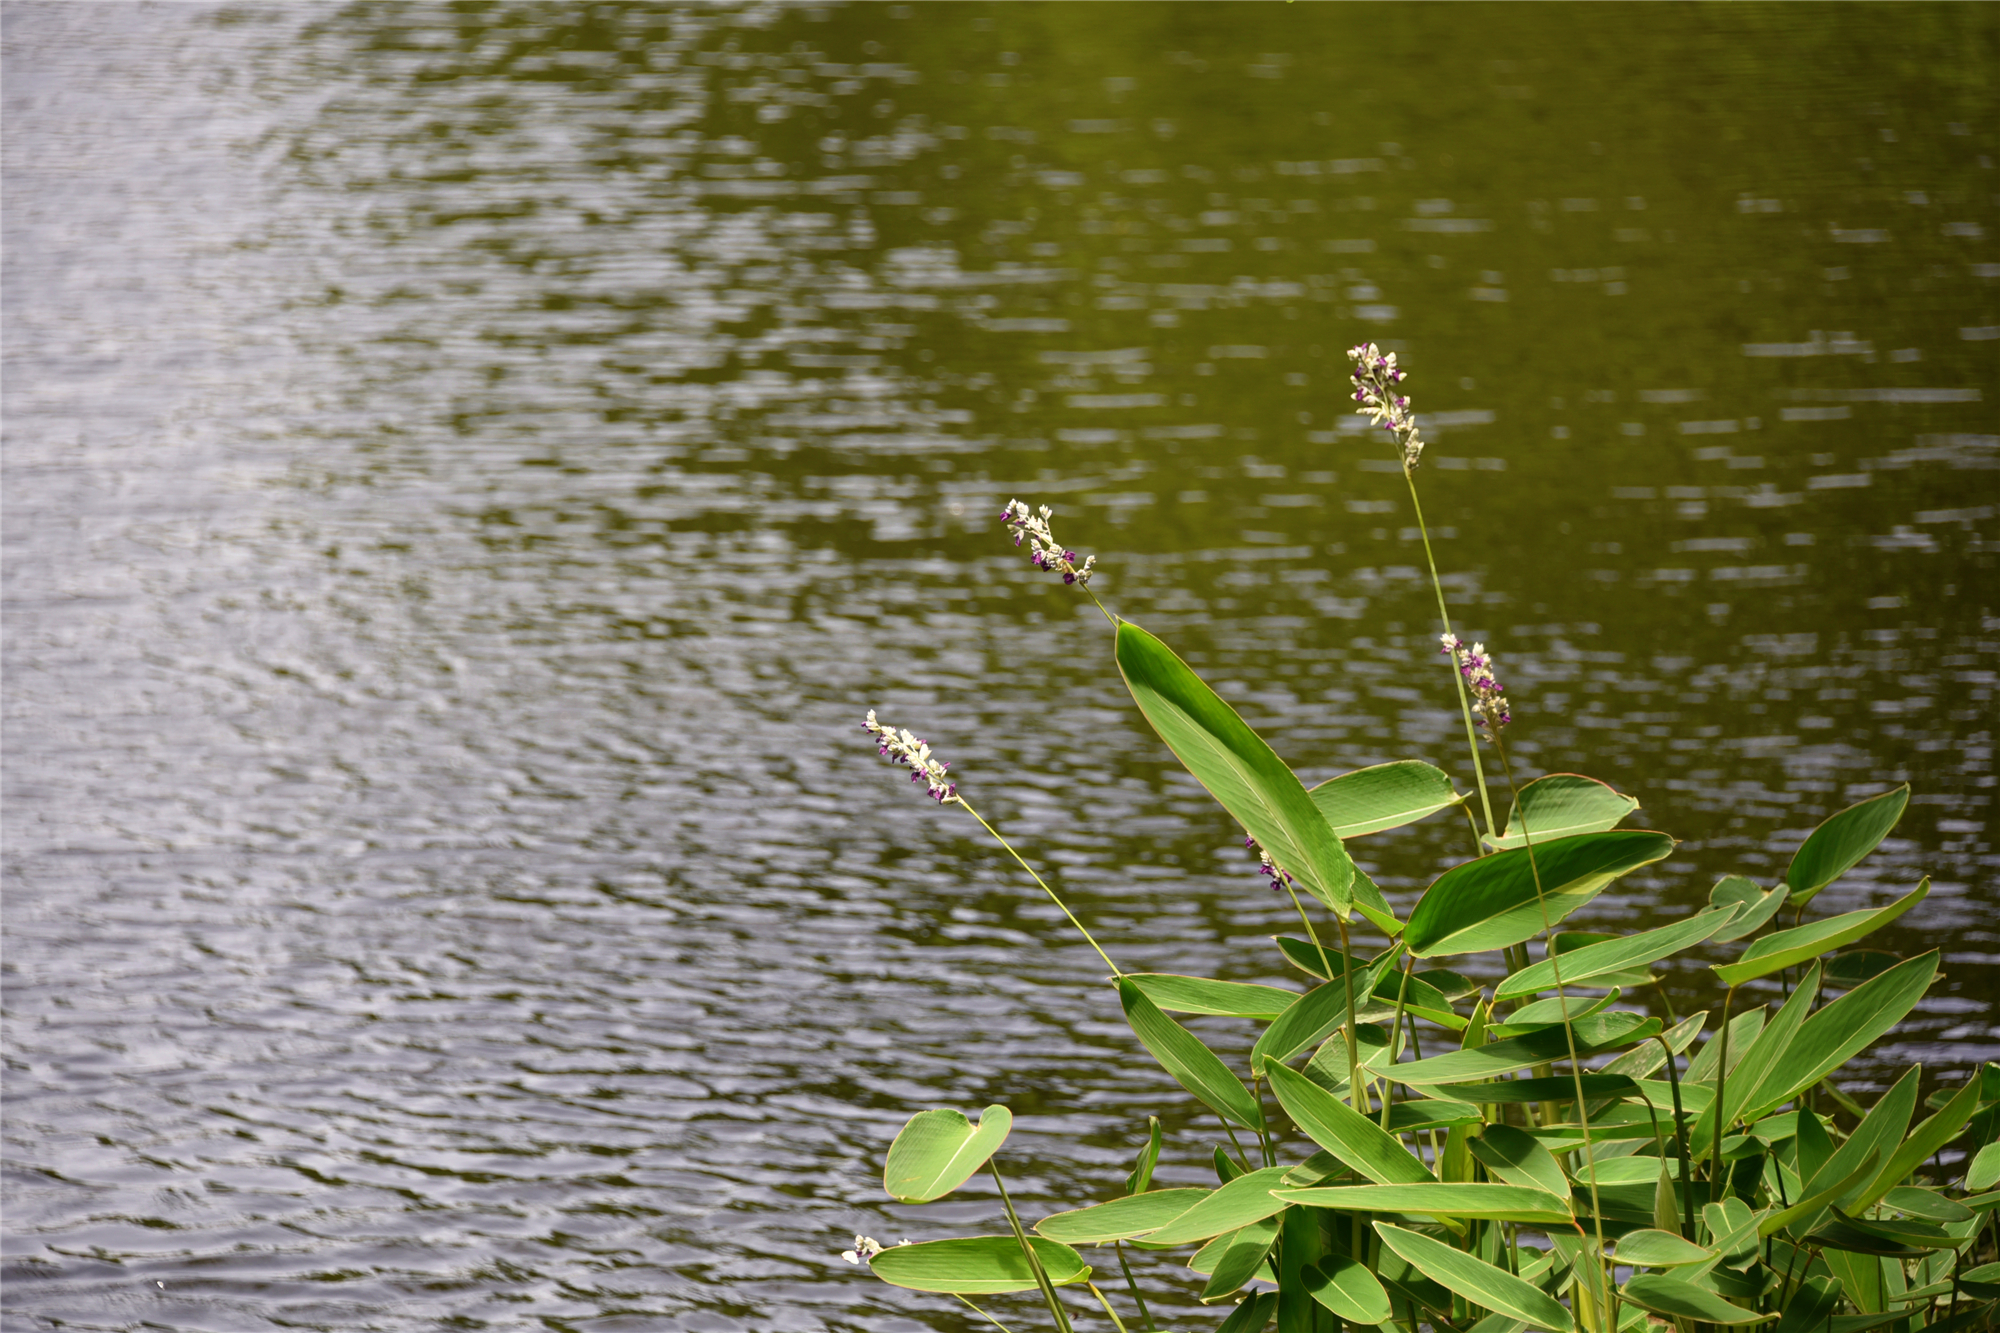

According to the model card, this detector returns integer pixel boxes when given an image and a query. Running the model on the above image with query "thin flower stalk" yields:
[862,710,1121,976]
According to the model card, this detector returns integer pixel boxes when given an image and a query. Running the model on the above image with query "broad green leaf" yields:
[1741,951,1939,1117]
[1265,1061,1434,1184]
[1709,875,1788,942]
[1214,1290,1277,1333]
[1252,950,1399,1071]
[1490,990,1621,1035]
[1497,908,1737,999]
[869,1236,1090,1294]
[1127,974,1298,1020]
[1806,1067,1922,1204]
[1691,964,1821,1157]
[1486,773,1640,850]
[1303,1255,1394,1325]
[1406,831,1677,958]
[1967,1141,2000,1192]
[1302,1022,1399,1094]
[1309,760,1462,838]
[1551,931,1659,988]
[1824,1206,1966,1251]
[1278,1183,1573,1225]
[1712,879,1928,987]
[1273,936,1357,981]
[1386,1011,1661,1087]
[1034,1189,1209,1244]
[1126,1115,1163,1195]
[1786,783,1909,906]
[1852,1076,1984,1211]
[1198,1213,1282,1300]
[1118,978,1263,1130]
[1614,1229,1716,1267]
[1373,1222,1577,1331]
[1770,1276,1841,1333]
[1805,1212,1930,1256]
[1417,968,1484,1001]
[1349,861,1405,937]
[1763,1149,1883,1239]
[1824,950,1903,989]
[1469,1123,1570,1199]
[1572,1157,1682,1187]
[1116,621,1354,912]
[1142,1166,1295,1246]
[1620,1274,1774,1324]
[1687,1005,1767,1083]
[1880,1186,1973,1223]
[882,1106,1012,1203]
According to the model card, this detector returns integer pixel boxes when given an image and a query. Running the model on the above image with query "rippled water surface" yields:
[4,4,1996,1329]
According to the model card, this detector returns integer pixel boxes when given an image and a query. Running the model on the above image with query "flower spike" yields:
[1440,633,1512,732]
[863,710,961,804]
[1001,499,1097,587]
[1348,342,1425,472]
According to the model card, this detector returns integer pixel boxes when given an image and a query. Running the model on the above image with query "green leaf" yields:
[1490,990,1621,1035]
[1620,1274,1775,1324]
[1880,1186,1973,1223]
[1373,1222,1577,1330]
[1309,760,1463,838]
[1386,1011,1662,1087]
[1742,951,1940,1117]
[1762,1149,1883,1239]
[1496,908,1735,1001]
[1712,879,1929,987]
[1251,950,1399,1072]
[1126,974,1298,1020]
[1265,1061,1434,1184]
[1614,1228,1717,1267]
[1852,1076,1984,1212]
[1967,1141,2000,1192]
[1198,1213,1283,1300]
[1035,1189,1209,1245]
[1141,1166,1296,1246]
[1303,1255,1395,1325]
[1691,964,1821,1157]
[1770,1276,1842,1333]
[1825,950,1903,988]
[882,1106,1012,1203]
[1118,977,1263,1130]
[1786,783,1910,906]
[1469,1123,1570,1199]
[1279,1182,1573,1225]
[1213,1290,1278,1333]
[1709,875,1789,942]
[1406,831,1677,958]
[1436,1074,1642,1104]
[1486,773,1640,850]
[1116,620,1354,912]
[1125,1116,1162,1196]
[869,1236,1090,1294]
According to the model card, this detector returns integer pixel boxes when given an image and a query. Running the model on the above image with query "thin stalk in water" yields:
[990,1161,1074,1333]
[1113,1242,1156,1333]
[961,800,1122,977]
[1283,881,1362,1112]
[954,1295,1017,1333]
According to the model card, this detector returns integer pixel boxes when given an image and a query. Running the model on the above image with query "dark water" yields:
[3,4,1994,1329]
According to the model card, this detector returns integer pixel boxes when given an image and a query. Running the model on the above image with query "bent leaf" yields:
[1198,1213,1283,1301]
[1309,760,1462,838]
[1406,830,1677,958]
[1486,773,1640,850]
[1620,1274,1774,1325]
[1469,1123,1569,1199]
[1266,1061,1434,1184]
[1712,879,1928,987]
[1614,1229,1716,1267]
[1303,1255,1395,1325]
[1119,978,1263,1129]
[1127,973,1298,1020]
[1709,875,1788,942]
[1214,1291,1278,1333]
[883,1106,1012,1203]
[1498,908,1737,1000]
[1279,1182,1573,1225]
[1742,951,1939,1117]
[869,1236,1090,1294]
[1141,1166,1294,1246]
[1251,949,1399,1071]
[1374,1223,1577,1330]
[1034,1189,1209,1245]
[1117,620,1354,912]
[1785,783,1909,906]
[1126,1116,1163,1196]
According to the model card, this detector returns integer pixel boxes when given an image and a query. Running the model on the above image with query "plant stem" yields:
[960,798,1121,977]
[990,1161,1074,1333]
[1405,468,1498,843]
[1381,954,1417,1130]
[1336,914,1365,1115]
[1113,1241,1157,1333]
[1086,1283,1130,1333]
[955,1294,1018,1333]
[1654,1032,1696,1239]
[1710,985,1740,1203]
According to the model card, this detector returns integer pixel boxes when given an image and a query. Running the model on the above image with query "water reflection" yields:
[3,3,1994,1330]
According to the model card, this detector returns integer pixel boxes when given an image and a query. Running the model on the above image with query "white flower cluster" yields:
[1348,342,1425,472]
[1441,633,1512,731]
[840,1234,890,1265]
[1001,499,1096,587]
[862,709,959,805]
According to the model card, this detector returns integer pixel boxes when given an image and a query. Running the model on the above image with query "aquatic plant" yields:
[850,346,1998,1333]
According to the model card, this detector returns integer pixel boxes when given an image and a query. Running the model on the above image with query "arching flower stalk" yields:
[1348,341,1426,473]
[863,710,959,805]
[1001,499,1096,587]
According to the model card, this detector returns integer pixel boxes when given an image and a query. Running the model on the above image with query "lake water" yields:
[3,5,1995,1330]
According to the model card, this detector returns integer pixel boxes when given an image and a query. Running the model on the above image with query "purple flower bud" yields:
[1063,572,1076,584]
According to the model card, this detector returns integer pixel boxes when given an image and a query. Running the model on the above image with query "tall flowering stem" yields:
[1001,499,1117,627]
[862,711,1121,976]
[1348,343,1500,846]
